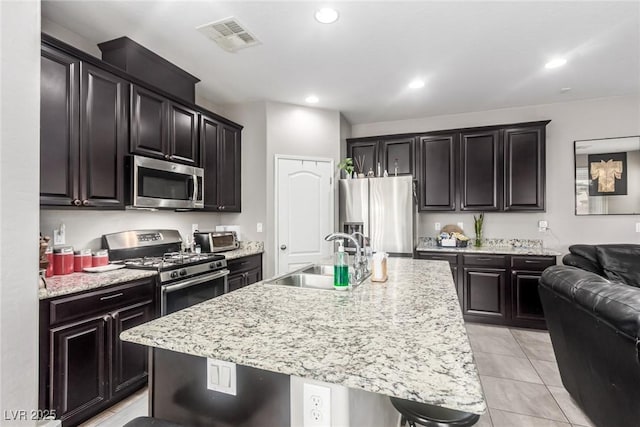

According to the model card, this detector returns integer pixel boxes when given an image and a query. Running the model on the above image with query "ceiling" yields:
[42,1,640,124]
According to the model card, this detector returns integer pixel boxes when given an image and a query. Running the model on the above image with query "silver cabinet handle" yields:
[280,244,287,250]
[192,174,198,202]
[524,260,541,264]
[100,292,124,301]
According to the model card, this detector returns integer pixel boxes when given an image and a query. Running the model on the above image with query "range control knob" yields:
[179,269,187,277]
[170,271,179,279]
[209,263,217,269]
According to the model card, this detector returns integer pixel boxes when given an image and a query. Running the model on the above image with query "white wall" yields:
[1,1,40,425]
[217,101,267,244]
[352,96,640,252]
[265,102,341,277]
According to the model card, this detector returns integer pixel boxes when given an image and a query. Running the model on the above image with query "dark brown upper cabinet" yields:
[346,137,415,177]
[460,130,502,211]
[200,115,242,212]
[503,124,546,211]
[347,140,378,176]
[131,84,199,166]
[41,44,128,209]
[418,133,457,211]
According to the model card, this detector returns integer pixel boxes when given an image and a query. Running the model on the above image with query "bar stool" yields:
[123,416,184,427]
[390,397,480,427]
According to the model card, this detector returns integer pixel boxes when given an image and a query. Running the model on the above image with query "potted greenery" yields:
[338,158,355,178]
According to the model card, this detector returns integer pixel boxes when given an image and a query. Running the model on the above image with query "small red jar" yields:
[45,248,54,277]
[74,249,92,272]
[53,247,74,275]
[92,250,109,267]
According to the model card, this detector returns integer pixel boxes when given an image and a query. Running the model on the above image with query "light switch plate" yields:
[257,222,263,233]
[53,228,65,245]
[207,358,236,395]
[636,222,640,233]
[434,222,441,231]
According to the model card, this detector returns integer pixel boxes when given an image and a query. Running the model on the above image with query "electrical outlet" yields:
[53,225,65,245]
[257,222,263,233]
[303,383,330,427]
[457,222,464,231]
[538,220,549,232]
[636,222,640,233]
[434,222,441,231]
[192,223,199,233]
[206,359,236,395]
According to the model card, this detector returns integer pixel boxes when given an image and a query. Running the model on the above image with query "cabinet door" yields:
[111,301,154,398]
[245,266,263,286]
[347,140,378,176]
[227,273,245,293]
[80,64,128,208]
[200,115,220,210]
[460,130,501,211]
[418,134,457,211]
[504,125,545,211]
[40,45,80,206]
[380,137,414,176]
[50,316,108,424]
[130,85,168,160]
[511,271,546,328]
[217,124,242,212]
[168,102,199,165]
[462,268,508,321]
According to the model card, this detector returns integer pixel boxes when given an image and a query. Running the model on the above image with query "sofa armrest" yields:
[540,265,640,339]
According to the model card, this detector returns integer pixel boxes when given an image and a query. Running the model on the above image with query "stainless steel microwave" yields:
[130,155,204,209]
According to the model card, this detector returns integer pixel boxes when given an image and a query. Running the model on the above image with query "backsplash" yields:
[40,209,222,251]
[417,237,543,249]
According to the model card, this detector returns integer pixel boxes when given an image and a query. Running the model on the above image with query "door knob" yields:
[73,199,81,206]
[82,200,90,206]
[280,244,287,250]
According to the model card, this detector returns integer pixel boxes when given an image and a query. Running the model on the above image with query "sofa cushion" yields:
[596,245,640,287]
[567,245,604,276]
[540,265,640,339]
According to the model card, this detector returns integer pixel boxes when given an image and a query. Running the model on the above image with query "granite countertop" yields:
[39,241,264,300]
[39,269,158,300]
[222,241,264,260]
[415,245,561,256]
[121,257,486,415]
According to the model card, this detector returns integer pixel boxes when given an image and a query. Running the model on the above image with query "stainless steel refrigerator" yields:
[339,176,414,255]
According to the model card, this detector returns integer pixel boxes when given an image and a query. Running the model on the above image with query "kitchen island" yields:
[121,257,485,426]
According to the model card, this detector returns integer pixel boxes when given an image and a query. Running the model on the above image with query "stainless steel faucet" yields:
[324,232,366,282]
[350,231,371,273]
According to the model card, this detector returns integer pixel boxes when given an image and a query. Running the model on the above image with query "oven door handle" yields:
[161,269,230,294]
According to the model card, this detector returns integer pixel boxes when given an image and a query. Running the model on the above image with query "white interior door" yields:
[276,156,333,274]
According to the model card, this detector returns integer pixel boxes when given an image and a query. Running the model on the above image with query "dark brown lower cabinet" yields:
[462,268,508,324]
[40,278,156,426]
[50,317,109,421]
[227,254,263,292]
[415,251,555,329]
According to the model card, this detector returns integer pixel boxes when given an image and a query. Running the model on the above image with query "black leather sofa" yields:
[539,244,640,427]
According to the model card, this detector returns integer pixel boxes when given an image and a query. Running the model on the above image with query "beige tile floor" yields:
[81,323,596,427]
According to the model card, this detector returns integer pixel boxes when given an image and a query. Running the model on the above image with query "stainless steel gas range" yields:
[103,230,229,316]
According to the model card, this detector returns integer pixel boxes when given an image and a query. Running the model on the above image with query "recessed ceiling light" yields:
[545,58,567,69]
[315,8,339,24]
[560,87,572,93]
[305,95,319,104]
[408,79,425,89]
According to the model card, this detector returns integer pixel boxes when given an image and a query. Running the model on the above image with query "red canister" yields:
[53,247,74,275]
[92,249,109,267]
[45,248,53,277]
[74,249,92,272]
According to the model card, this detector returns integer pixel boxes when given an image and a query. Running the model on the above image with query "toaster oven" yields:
[193,231,240,253]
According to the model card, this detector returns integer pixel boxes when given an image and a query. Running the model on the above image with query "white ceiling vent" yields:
[197,17,260,53]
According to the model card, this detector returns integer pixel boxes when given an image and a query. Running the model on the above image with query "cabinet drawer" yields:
[415,252,458,265]
[463,254,507,268]
[511,256,556,271]
[49,278,155,326]
[227,254,262,274]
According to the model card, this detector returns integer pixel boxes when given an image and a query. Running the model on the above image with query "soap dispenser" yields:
[333,241,349,290]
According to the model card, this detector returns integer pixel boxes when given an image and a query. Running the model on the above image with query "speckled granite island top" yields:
[121,257,486,415]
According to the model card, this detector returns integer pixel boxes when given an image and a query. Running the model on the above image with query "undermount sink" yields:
[264,264,370,290]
